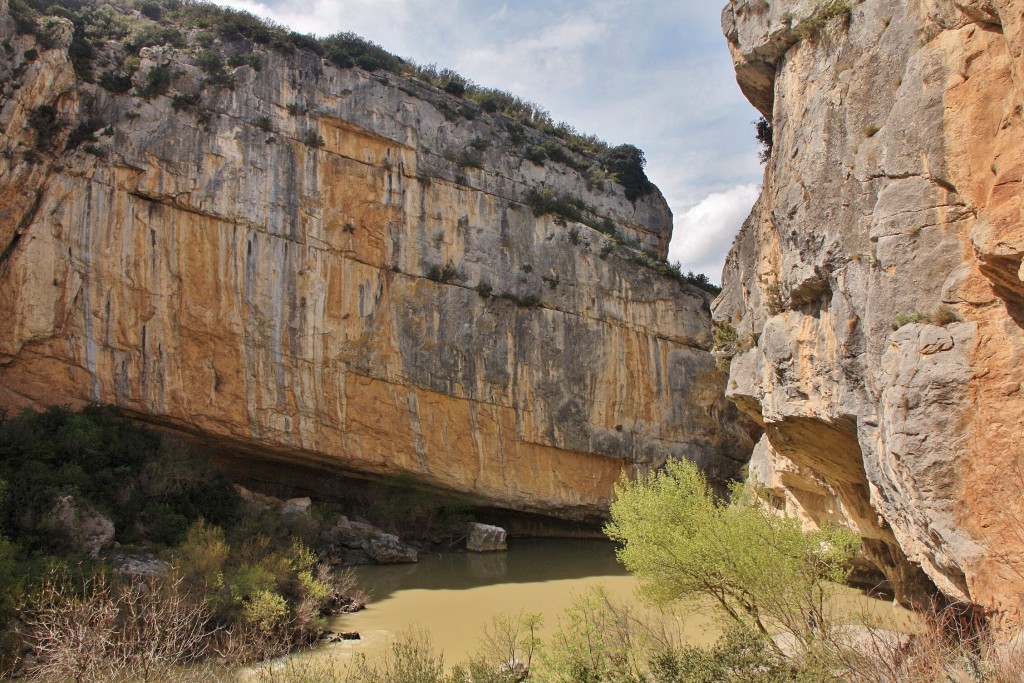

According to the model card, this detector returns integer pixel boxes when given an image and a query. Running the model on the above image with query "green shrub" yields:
[795,0,854,40]
[194,48,224,74]
[67,25,97,81]
[457,149,483,169]
[426,262,458,284]
[501,293,541,309]
[124,24,185,53]
[605,458,860,650]
[242,589,288,631]
[893,307,961,330]
[303,129,325,148]
[650,624,791,683]
[678,270,721,294]
[172,91,201,111]
[711,322,740,370]
[321,31,403,72]
[932,306,961,326]
[539,587,646,683]
[27,104,63,151]
[99,70,134,93]
[254,115,273,132]
[140,2,163,21]
[0,406,240,554]
[526,188,587,224]
[9,0,39,35]
[600,144,654,203]
[541,138,574,166]
[755,117,773,163]
[524,145,547,165]
[175,520,229,586]
[506,121,526,145]
[227,50,263,71]
[177,529,354,651]
[443,80,465,96]
[194,49,235,88]
[893,312,928,329]
[765,281,785,314]
[137,63,172,98]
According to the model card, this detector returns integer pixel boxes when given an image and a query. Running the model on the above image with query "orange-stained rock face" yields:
[720,0,1024,617]
[0,3,756,521]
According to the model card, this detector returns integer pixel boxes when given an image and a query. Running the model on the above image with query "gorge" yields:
[1,0,1023,633]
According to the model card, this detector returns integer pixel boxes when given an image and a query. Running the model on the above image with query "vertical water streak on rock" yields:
[79,187,100,401]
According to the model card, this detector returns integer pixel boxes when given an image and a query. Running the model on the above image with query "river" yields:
[310,538,916,668]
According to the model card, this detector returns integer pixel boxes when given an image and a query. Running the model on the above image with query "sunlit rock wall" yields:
[721,0,1024,616]
[0,2,755,521]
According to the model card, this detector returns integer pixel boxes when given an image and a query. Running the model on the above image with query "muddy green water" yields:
[307,539,916,668]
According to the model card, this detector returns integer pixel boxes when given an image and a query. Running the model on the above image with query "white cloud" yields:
[455,15,608,94]
[668,184,760,283]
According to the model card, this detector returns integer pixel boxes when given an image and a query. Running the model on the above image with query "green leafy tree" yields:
[605,458,860,652]
[600,144,653,202]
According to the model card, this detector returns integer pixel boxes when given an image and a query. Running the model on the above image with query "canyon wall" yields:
[721,0,1024,616]
[0,2,754,521]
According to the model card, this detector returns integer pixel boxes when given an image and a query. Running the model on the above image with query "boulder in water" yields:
[467,523,507,552]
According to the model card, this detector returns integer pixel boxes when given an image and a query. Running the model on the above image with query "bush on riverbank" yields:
[174,521,356,654]
[605,458,861,653]
[0,406,364,678]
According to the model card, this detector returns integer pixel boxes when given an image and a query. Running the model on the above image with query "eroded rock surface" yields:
[466,522,508,552]
[720,0,1024,616]
[0,2,754,523]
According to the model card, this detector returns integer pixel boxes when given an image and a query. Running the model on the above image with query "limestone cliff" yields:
[0,1,754,522]
[720,0,1024,616]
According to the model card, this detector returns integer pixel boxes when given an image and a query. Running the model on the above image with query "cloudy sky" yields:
[219,0,764,282]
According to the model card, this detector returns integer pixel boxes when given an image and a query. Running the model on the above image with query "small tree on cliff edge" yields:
[600,144,653,202]
[604,458,860,652]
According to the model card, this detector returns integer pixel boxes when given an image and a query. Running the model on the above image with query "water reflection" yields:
[321,537,915,668]
[351,538,628,602]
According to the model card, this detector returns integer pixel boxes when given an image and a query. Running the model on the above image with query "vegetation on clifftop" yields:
[1,0,728,288]
[6,0,653,201]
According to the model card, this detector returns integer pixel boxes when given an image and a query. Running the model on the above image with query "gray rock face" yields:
[328,518,381,549]
[48,495,115,558]
[719,0,1024,617]
[327,518,418,564]
[466,523,508,552]
[364,533,418,564]
[280,497,313,517]
[115,555,172,576]
[0,2,756,523]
